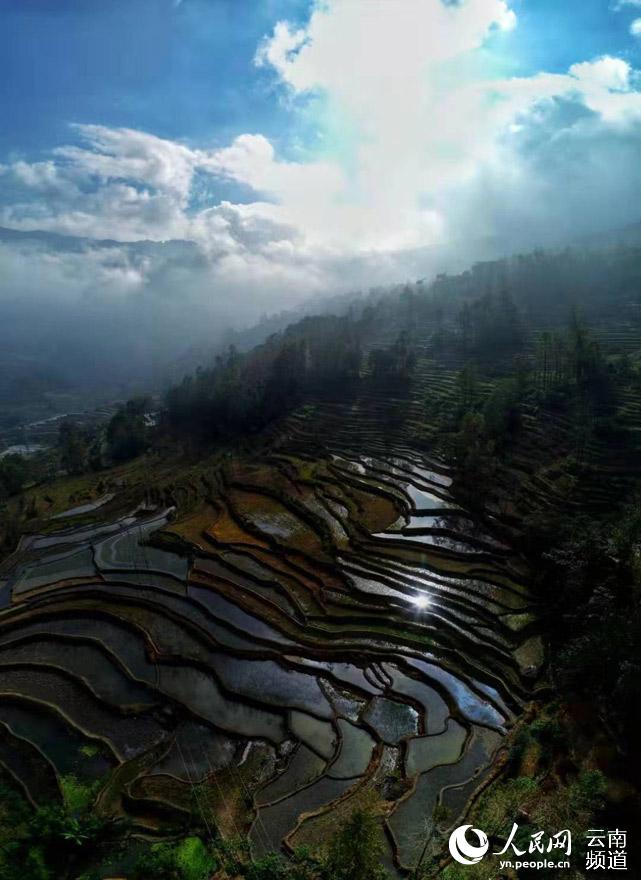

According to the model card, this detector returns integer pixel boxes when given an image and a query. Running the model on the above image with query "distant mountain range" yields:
[0,224,207,266]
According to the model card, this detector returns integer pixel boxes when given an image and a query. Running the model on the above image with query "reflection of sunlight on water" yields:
[411,594,430,610]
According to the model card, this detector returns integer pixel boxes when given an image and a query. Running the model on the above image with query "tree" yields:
[445,412,497,510]
[323,807,389,880]
[0,454,29,498]
[106,398,151,462]
[483,378,522,444]
[165,314,364,441]
[456,364,478,412]
[58,421,88,475]
[368,333,416,381]
[132,837,216,880]
[457,302,472,352]
[368,347,395,378]
[0,503,22,552]
[538,330,552,390]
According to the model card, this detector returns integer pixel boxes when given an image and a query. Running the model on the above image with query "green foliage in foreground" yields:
[131,808,389,880]
[60,774,102,814]
[0,781,115,880]
[131,836,217,880]
[323,808,389,880]
[0,780,390,880]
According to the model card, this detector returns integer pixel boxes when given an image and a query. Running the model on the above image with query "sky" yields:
[2,0,641,385]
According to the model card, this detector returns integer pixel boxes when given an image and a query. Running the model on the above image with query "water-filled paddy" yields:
[0,445,534,871]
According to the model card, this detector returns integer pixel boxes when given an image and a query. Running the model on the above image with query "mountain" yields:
[0,225,205,263]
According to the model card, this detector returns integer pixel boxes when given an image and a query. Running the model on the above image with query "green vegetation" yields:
[131,837,217,880]
[0,778,115,880]
[532,502,641,755]
[368,330,417,379]
[0,453,30,498]
[79,744,100,760]
[106,397,152,462]
[165,317,364,439]
[428,718,607,880]
[60,775,102,813]
[323,807,389,880]
[56,396,153,473]
[0,758,391,880]
[2,241,641,877]
[58,419,92,476]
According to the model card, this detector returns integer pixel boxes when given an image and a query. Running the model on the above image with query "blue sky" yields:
[0,0,310,156]
[508,0,640,74]
[3,1,639,159]
[2,0,641,321]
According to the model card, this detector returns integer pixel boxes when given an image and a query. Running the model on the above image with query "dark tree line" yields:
[456,288,524,361]
[443,307,624,509]
[55,397,153,475]
[164,315,364,439]
[368,330,417,379]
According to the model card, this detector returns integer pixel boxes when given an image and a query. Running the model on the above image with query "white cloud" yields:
[256,0,516,96]
[3,0,641,330]
[251,0,525,255]
[56,124,198,201]
[569,56,630,91]
[631,17,641,35]
[205,134,345,221]
[250,0,641,253]
[0,125,201,241]
[255,21,309,78]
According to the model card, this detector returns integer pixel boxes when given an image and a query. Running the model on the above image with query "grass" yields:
[60,774,101,813]
[78,744,99,760]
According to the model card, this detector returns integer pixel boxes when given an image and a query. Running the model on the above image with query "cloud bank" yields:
[3,0,641,390]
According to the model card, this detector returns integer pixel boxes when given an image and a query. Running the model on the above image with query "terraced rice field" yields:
[0,417,539,874]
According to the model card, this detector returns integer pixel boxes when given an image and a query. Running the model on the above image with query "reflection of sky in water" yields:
[412,466,452,488]
[211,656,333,718]
[363,696,419,743]
[189,583,294,645]
[404,483,449,510]
[373,530,475,553]
[250,511,303,539]
[3,443,519,863]
[407,658,505,729]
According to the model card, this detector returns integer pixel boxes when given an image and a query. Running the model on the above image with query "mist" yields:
[2,0,641,407]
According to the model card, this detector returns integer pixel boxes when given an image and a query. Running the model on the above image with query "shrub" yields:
[132,837,216,880]
[60,775,99,813]
[569,770,606,818]
[132,842,177,879]
[322,807,389,880]
[245,852,289,880]
[175,837,217,880]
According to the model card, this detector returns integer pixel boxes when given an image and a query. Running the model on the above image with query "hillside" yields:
[0,242,640,878]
